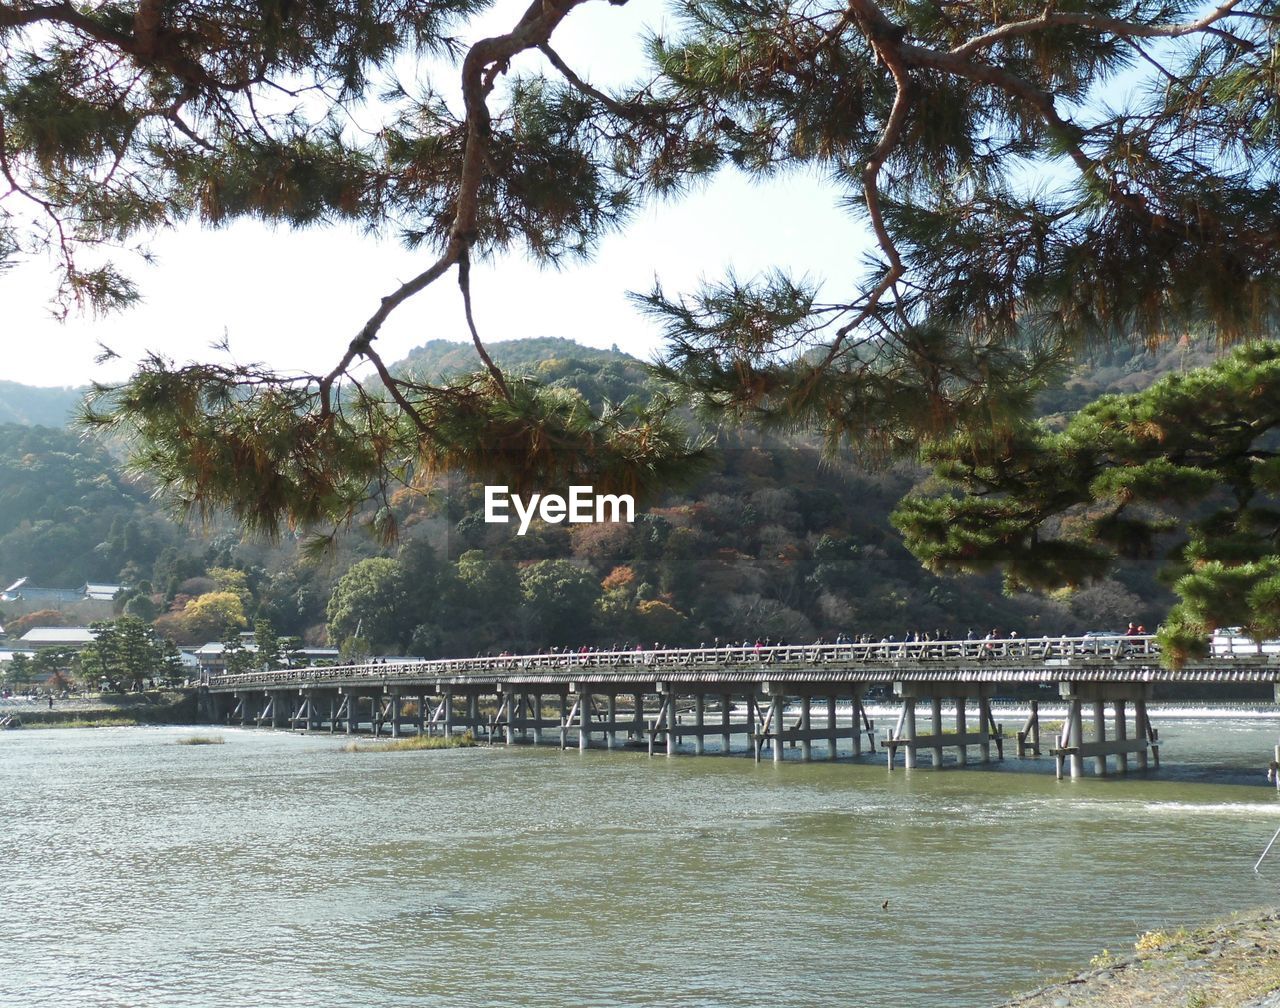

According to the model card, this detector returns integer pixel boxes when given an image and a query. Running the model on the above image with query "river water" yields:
[3,715,1280,1008]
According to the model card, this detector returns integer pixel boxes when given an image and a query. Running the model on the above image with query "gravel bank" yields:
[998,909,1280,1008]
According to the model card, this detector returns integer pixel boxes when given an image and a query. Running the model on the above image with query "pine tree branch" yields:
[132,0,165,59]
[458,248,513,401]
[800,0,913,377]
[325,0,593,412]
[950,0,1248,60]
[361,345,430,435]
[539,43,654,122]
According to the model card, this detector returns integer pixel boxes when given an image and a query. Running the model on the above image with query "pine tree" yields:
[893,343,1280,664]
[2,0,1274,531]
[253,618,282,672]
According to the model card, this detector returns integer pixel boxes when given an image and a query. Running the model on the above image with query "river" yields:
[2,714,1279,1008]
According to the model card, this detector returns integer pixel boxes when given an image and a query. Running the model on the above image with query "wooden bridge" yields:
[202,634,1280,779]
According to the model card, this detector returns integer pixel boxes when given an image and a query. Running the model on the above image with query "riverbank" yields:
[0,689,198,727]
[998,908,1280,1007]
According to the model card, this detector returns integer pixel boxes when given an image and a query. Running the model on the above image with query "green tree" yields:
[443,549,521,652]
[253,618,283,672]
[31,647,79,688]
[326,557,411,653]
[6,652,33,691]
[22,0,1261,532]
[519,559,601,647]
[159,639,187,686]
[78,619,165,691]
[221,634,256,676]
[893,343,1280,664]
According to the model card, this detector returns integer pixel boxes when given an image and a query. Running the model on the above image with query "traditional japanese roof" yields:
[18,627,98,646]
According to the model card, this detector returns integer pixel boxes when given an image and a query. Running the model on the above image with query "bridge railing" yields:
[207,634,1161,690]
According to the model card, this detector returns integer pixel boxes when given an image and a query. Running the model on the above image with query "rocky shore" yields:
[998,909,1280,1008]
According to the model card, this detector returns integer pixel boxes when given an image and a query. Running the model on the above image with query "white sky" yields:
[0,0,873,388]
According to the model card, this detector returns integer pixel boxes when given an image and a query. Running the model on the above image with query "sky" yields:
[0,0,873,389]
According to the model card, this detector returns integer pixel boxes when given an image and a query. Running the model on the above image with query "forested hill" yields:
[395,337,649,409]
[0,336,1217,655]
[0,424,180,587]
[0,382,85,427]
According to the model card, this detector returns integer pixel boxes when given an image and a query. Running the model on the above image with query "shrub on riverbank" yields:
[19,717,140,729]
[341,732,476,753]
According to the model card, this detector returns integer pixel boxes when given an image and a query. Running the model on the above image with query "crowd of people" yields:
[479,626,1154,664]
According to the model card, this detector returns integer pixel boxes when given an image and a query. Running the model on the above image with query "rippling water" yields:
[3,717,1280,1008]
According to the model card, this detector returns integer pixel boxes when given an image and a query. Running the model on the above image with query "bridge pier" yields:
[578,685,591,751]
[1016,700,1041,757]
[389,689,402,738]
[1054,683,1158,779]
[827,696,838,760]
[749,685,870,761]
[886,684,1001,769]
[666,684,678,757]
[800,695,812,761]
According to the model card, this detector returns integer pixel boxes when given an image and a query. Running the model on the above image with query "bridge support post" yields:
[903,699,917,769]
[827,696,838,760]
[578,685,591,752]
[1093,700,1107,776]
[851,692,864,757]
[956,698,968,767]
[500,687,514,745]
[931,697,943,767]
[389,690,401,738]
[558,693,568,749]
[1115,700,1128,774]
[633,692,644,744]
[769,686,785,763]
[979,695,994,763]
[694,694,705,756]
[606,693,616,750]
[1135,700,1149,770]
[1017,700,1040,757]
[1067,700,1084,778]
[443,691,454,739]
[666,684,677,757]
[800,695,812,761]
[722,693,732,754]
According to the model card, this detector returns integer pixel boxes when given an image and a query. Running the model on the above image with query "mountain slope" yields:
[0,382,85,427]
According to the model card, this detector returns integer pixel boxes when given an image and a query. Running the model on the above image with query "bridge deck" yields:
[206,635,1280,692]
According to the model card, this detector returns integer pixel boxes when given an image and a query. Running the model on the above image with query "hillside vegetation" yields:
[0,337,1208,656]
